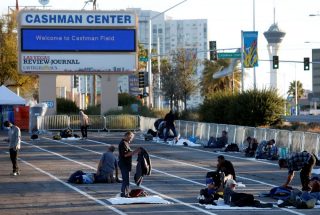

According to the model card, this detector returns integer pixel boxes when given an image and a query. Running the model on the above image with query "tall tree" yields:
[0,12,37,98]
[287,80,304,99]
[160,48,198,111]
[200,59,241,99]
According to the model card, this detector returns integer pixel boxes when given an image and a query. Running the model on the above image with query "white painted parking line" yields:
[26,139,218,215]
[12,150,126,215]
[84,137,307,215]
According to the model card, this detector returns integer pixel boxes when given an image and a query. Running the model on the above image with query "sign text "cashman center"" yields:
[24,14,132,24]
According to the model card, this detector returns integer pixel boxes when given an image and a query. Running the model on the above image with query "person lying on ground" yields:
[278,151,316,191]
[278,176,320,209]
[224,179,273,208]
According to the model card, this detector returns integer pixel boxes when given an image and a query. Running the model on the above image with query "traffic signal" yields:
[272,55,279,69]
[209,41,217,61]
[73,75,79,87]
[304,57,310,70]
[138,71,145,88]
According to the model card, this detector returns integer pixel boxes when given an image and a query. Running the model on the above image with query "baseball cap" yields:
[226,179,237,187]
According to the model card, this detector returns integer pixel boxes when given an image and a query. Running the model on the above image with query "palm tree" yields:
[287,80,304,99]
[200,59,241,98]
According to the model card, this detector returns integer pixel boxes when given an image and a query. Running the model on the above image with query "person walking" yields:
[4,121,21,176]
[79,110,89,139]
[118,131,141,197]
[164,110,177,142]
[279,151,316,191]
[95,145,121,183]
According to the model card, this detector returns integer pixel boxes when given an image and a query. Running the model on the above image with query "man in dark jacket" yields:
[217,155,236,181]
[164,110,177,142]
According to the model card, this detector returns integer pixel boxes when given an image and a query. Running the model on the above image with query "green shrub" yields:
[56,98,79,114]
[199,89,285,127]
[86,104,101,115]
[118,93,142,106]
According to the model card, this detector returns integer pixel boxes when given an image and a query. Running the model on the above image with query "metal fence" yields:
[37,114,140,132]
[36,115,319,155]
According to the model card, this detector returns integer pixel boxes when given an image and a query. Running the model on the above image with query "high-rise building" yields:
[123,8,208,108]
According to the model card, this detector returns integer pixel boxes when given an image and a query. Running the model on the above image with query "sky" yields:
[2,0,320,97]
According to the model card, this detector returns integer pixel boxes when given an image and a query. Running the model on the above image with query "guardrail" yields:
[140,117,319,156]
[36,114,319,155]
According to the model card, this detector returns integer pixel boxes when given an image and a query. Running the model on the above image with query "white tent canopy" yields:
[0,85,26,105]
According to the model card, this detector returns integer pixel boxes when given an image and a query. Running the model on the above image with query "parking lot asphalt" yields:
[0,130,319,215]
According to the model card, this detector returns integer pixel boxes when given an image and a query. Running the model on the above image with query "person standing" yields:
[279,151,316,191]
[164,110,177,142]
[95,145,121,183]
[118,131,140,197]
[79,110,89,139]
[4,121,21,176]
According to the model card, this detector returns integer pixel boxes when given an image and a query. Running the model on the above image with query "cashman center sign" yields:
[18,10,138,74]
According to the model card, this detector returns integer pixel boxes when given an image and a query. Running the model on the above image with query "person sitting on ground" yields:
[255,139,275,159]
[244,136,258,157]
[205,130,228,148]
[95,145,121,183]
[265,140,279,160]
[278,151,316,191]
[217,155,236,182]
[198,172,223,205]
[224,179,273,208]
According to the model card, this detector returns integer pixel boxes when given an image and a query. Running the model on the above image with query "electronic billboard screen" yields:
[21,29,136,52]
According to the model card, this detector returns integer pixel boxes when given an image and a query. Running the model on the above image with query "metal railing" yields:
[36,114,319,155]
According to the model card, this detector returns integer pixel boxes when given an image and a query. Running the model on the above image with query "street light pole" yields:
[147,0,188,108]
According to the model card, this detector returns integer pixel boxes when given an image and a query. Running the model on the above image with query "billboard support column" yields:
[39,74,57,115]
[101,74,118,114]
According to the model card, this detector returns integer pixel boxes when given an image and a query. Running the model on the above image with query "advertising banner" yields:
[20,53,136,74]
[242,31,258,68]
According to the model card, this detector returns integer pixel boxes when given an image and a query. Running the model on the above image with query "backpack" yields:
[269,186,292,200]
[68,170,85,184]
[129,189,148,197]
[31,134,39,140]
[225,143,239,152]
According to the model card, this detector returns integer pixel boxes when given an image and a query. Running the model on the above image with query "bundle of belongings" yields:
[134,147,151,186]
[68,170,95,184]
[128,188,149,198]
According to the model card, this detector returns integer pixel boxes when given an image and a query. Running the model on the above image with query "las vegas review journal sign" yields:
[18,10,138,74]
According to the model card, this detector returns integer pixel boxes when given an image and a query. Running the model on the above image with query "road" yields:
[0,131,319,215]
